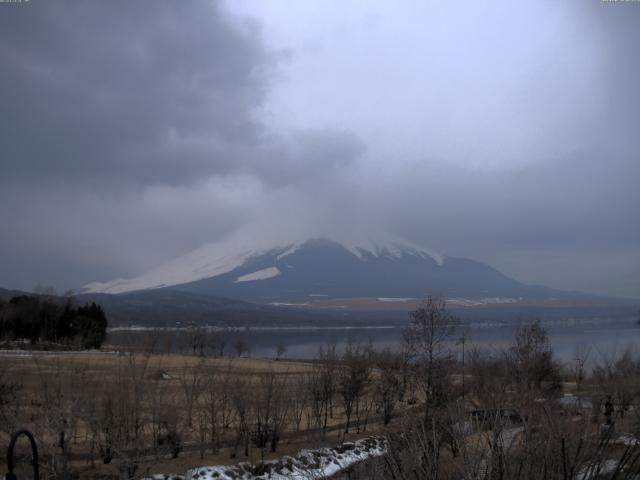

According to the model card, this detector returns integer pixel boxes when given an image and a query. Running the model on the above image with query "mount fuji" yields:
[83,234,560,303]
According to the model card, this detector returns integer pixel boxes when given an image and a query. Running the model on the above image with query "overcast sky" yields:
[0,0,638,298]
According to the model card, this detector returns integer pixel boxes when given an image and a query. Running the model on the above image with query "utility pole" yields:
[457,329,470,399]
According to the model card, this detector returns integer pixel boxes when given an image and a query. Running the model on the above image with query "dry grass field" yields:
[4,309,640,480]
[0,349,395,480]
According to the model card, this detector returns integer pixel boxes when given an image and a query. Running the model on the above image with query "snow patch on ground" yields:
[558,394,593,411]
[447,297,520,307]
[144,436,386,480]
[268,302,310,307]
[377,297,415,302]
[612,432,640,446]
[497,427,524,451]
[234,267,281,283]
[575,459,619,480]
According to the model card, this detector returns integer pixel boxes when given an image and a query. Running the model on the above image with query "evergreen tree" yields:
[0,295,108,349]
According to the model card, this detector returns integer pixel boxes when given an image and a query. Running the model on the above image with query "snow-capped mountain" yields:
[83,234,552,302]
[84,234,442,294]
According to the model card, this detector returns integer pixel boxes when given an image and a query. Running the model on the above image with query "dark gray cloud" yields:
[1,1,268,186]
[0,0,364,289]
[372,152,640,297]
[0,0,360,188]
[0,0,638,298]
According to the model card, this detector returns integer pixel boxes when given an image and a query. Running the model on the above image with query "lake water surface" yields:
[107,316,640,367]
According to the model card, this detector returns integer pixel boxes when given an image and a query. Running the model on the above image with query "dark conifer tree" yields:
[0,294,108,349]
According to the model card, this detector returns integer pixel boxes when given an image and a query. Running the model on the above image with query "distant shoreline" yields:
[106,324,401,332]
[106,314,639,332]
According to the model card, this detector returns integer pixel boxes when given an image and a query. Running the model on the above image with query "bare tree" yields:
[306,365,328,433]
[187,326,207,356]
[288,372,309,432]
[593,345,640,420]
[251,370,290,461]
[104,352,152,480]
[372,349,402,425]
[142,328,163,355]
[0,369,23,453]
[305,343,338,436]
[148,377,181,460]
[338,341,372,434]
[509,319,560,394]
[572,343,592,392]
[229,376,250,458]
[403,295,458,420]
[234,337,249,358]
[31,356,88,480]
[275,342,287,360]
[467,345,510,411]
[178,358,204,428]
[209,330,226,357]
[200,361,234,454]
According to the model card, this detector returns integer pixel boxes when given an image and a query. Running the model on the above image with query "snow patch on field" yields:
[558,394,593,410]
[144,436,386,480]
[268,302,310,307]
[447,297,520,307]
[576,459,619,480]
[612,432,640,446]
[234,267,281,283]
[377,297,415,302]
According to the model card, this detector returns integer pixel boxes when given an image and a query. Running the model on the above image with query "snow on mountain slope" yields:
[83,236,287,294]
[234,266,281,283]
[83,233,444,294]
[280,234,444,265]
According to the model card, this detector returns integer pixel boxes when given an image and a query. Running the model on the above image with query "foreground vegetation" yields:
[2,296,640,479]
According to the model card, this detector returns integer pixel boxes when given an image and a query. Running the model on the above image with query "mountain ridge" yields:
[82,235,582,303]
[83,235,445,295]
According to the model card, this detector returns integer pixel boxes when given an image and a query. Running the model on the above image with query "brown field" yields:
[0,350,393,480]
[3,312,640,480]
[305,296,634,310]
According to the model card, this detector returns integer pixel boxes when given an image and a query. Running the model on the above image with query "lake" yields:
[107,315,640,367]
